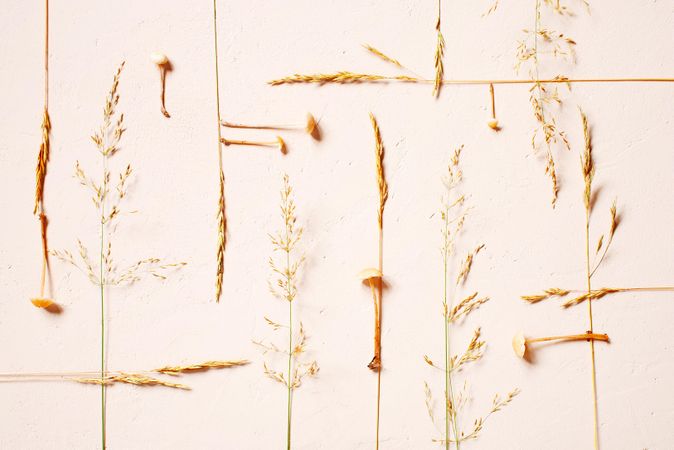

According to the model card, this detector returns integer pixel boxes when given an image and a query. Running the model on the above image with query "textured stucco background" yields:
[1,1,673,449]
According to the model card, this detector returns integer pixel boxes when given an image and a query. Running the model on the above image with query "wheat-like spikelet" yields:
[432,2,446,98]
[521,287,571,303]
[580,109,594,212]
[77,373,190,390]
[363,44,403,68]
[34,108,51,214]
[269,72,419,86]
[154,359,249,375]
[215,170,226,302]
[369,113,388,229]
[563,287,620,308]
[448,292,489,323]
[456,244,485,286]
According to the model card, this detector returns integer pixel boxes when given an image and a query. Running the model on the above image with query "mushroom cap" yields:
[512,331,527,358]
[31,297,54,308]
[276,136,287,154]
[305,114,317,134]
[358,268,383,282]
[487,119,500,131]
[150,52,169,66]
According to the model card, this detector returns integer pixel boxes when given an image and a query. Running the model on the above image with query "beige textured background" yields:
[1,1,673,449]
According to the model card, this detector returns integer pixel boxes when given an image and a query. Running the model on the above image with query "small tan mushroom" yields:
[221,113,320,140]
[150,52,171,118]
[487,83,501,131]
[30,297,54,308]
[512,331,610,359]
[359,268,383,371]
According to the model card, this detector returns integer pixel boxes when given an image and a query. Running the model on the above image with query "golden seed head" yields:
[30,297,54,308]
[487,119,500,131]
[512,331,527,358]
[150,52,169,66]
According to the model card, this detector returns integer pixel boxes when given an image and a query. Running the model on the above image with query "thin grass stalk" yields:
[580,110,600,450]
[286,235,293,450]
[213,0,226,302]
[269,74,674,86]
[99,183,106,449]
[442,205,460,450]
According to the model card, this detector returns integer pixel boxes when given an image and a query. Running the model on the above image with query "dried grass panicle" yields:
[563,287,620,308]
[154,360,249,375]
[453,328,486,371]
[449,292,489,323]
[521,287,570,303]
[215,170,226,302]
[268,72,419,86]
[512,0,582,206]
[77,373,189,390]
[34,108,52,214]
[369,113,388,228]
[456,244,485,286]
[363,44,403,68]
[260,175,317,448]
[591,199,618,275]
[426,147,517,447]
[580,109,594,211]
[432,1,446,98]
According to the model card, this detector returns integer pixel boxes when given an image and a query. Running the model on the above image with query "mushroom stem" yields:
[159,68,170,118]
[528,333,609,344]
[38,213,48,298]
[489,83,496,119]
[220,136,286,153]
[221,121,300,130]
[368,280,381,371]
[220,138,276,147]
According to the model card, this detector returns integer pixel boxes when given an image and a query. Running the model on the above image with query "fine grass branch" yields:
[257,174,318,450]
[52,63,185,450]
[424,147,518,449]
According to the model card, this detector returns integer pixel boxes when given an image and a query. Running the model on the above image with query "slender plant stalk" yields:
[286,240,293,450]
[213,0,226,302]
[585,187,599,450]
[442,206,459,450]
[99,183,106,449]
[270,74,674,86]
[375,227,383,450]
[580,109,600,450]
